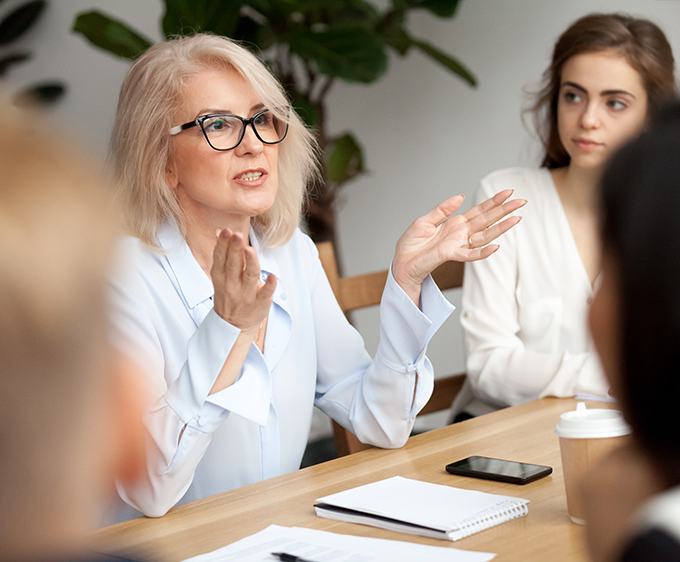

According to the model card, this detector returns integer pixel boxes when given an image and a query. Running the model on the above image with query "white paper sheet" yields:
[181,524,495,562]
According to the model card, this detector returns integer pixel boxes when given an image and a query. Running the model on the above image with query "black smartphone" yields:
[445,455,552,485]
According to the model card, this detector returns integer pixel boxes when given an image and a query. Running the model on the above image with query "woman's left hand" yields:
[392,189,526,305]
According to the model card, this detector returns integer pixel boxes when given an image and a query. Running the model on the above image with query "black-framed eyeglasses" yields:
[170,107,289,151]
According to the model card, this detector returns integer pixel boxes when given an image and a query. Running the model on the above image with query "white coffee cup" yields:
[555,402,631,524]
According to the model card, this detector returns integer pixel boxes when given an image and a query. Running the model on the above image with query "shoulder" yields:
[110,236,165,289]
[630,486,680,558]
[622,528,680,562]
[478,167,552,197]
[267,228,321,279]
[475,168,554,208]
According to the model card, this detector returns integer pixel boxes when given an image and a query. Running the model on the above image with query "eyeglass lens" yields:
[201,110,286,150]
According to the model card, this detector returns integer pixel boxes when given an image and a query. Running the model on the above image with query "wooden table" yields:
[92,397,608,561]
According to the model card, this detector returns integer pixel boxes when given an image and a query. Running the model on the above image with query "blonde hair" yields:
[111,33,319,249]
[0,104,118,556]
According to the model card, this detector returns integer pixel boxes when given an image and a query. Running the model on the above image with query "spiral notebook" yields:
[314,476,529,541]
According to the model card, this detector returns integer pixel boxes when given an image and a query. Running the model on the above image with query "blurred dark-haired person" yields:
[582,103,680,562]
[0,105,146,561]
[454,13,677,421]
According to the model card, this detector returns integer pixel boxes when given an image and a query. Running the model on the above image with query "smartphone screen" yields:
[446,456,552,485]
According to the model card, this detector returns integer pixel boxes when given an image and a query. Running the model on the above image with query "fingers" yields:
[211,229,274,331]
[464,190,527,234]
[225,232,246,280]
[211,228,232,280]
[468,215,522,249]
[427,194,465,227]
[257,273,277,302]
[242,246,261,287]
[458,243,500,263]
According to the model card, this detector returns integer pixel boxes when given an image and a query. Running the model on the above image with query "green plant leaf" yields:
[377,10,411,56]
[327,133,364,184]
[0,52,31,76]
[289,26,387,84]
[162,0,242,38]
[73,11,152,60]
[412,39,476,86]
[0,0,46,46]
[14,81,66,106]
[381,26,411,55]
[232,15,276,52]
[414,0,461,18]
[290,94,318,128]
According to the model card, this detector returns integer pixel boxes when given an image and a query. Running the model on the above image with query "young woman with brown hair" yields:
[455,13,677,420]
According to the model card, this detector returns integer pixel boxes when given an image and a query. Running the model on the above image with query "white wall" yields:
[6,0,680,434]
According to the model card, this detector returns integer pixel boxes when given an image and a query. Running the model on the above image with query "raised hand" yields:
[210,229,276,336]
[392,189,526,305]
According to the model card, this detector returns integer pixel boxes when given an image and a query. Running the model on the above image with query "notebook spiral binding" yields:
[453,500,530,540]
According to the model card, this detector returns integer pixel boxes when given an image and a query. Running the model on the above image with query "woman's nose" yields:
[580,102,602,130]
[235,124,264,156]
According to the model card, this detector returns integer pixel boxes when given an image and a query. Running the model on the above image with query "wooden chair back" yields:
[316,241,467,456]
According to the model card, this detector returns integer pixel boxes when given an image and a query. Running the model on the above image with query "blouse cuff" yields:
[205,350,271,427]
[576,352,610,397]
[376,265,454,368]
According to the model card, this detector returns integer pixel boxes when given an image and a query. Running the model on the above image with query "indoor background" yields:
[7,0,680,439]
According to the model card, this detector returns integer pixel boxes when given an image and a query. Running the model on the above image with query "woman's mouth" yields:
[573,138,602,150]
[238,171,263,181]
[234,169,267,186]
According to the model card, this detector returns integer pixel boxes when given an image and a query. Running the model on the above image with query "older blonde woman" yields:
[108,33,525,519]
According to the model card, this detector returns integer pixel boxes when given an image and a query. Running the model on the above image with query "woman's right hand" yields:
[210,229,276,336]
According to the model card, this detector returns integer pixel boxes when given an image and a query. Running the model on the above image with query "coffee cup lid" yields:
[555,402,631,439]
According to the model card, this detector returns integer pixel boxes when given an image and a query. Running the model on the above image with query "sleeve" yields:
[460,175,608,410]
[108,249,272,518]
[311,243,455,449]
[621,529,680,562]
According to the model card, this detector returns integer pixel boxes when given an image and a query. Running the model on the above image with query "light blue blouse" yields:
[109,222,453,518]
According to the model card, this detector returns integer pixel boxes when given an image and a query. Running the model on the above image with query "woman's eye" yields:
[607,99,627,111]
[254,112,273,128]
[564,91,582,103]
[204,117,236,132]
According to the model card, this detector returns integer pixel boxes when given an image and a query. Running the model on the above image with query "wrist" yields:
[391,265,422,307]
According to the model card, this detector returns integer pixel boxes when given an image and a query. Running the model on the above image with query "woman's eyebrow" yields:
[196,108,233,116]
[195,103,266,117]
[561,81,636,99]
[600,89,636,98]
[561,81,587,94]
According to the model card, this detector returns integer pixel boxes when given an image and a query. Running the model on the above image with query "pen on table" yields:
[271,552,319,562]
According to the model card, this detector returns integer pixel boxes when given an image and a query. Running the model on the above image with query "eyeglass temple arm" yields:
[170,121,197,136]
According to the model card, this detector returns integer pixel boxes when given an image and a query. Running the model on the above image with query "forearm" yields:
[209,327,258,394]
[316,270,453,448]
[467,345,607,407]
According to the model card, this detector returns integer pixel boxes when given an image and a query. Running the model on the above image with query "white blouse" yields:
[456,168,608,417]
[108,223,454,519]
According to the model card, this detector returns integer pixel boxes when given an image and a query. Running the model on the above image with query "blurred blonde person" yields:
[0,104,145,561]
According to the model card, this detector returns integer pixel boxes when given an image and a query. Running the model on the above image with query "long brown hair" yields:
[530,13,677,169]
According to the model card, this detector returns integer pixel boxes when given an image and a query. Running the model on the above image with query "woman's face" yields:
[165,68,279,230]
[588,254,622,399]
[557,50,648,171]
